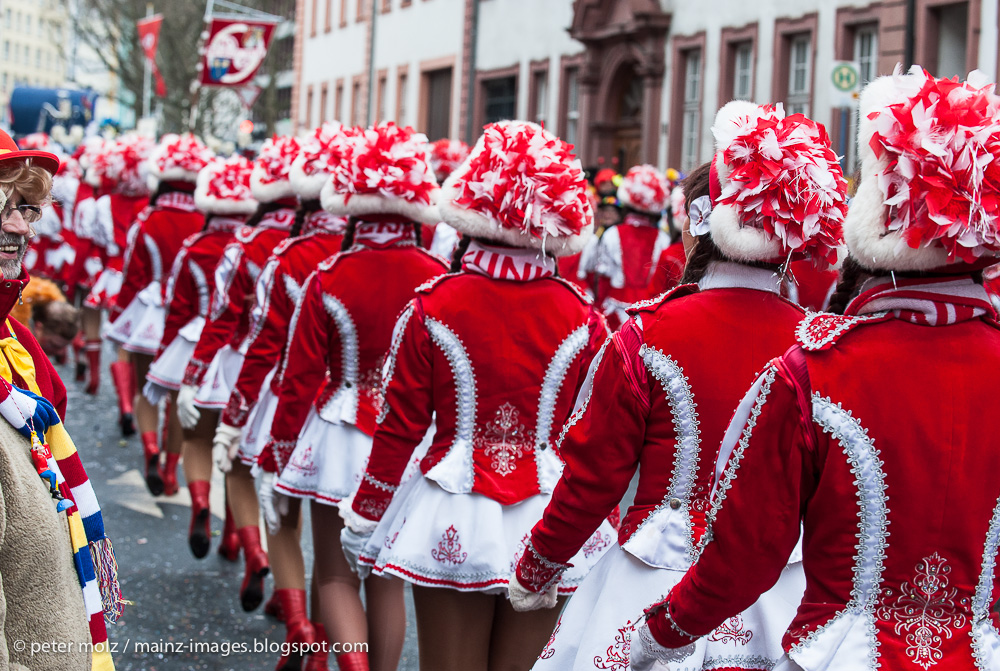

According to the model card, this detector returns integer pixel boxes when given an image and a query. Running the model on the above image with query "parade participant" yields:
[0,128,124,671]
[254,121,445,671]
[423,138,469,257]
[177,134,300,614]
[590,164,675,330]
[211,122,352,671]
[564,168,622,293]
[81,135,153,439]
[340,121,614,671]
[143,155,257,561]
[646,176,689,293]
[508,101,848,671]
[634,68,1000,671]
[106,133,212,496]
[63,137,108,304]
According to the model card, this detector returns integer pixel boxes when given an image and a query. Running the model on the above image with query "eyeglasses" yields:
[0,202,42,224]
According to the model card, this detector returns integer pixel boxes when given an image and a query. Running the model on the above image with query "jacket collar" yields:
[0,267,29,324]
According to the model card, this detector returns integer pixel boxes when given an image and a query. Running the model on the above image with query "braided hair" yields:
[678,161,721,285]
[292,199,322,237]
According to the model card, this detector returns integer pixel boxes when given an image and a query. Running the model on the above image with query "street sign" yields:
[830,61,861,107]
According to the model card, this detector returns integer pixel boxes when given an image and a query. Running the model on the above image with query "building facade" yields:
[292,0,1000,173]
[0,0,69,116]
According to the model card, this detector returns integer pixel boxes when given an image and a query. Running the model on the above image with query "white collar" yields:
[698,261,780,294]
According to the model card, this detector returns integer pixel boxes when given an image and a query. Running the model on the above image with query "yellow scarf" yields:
[0,319,40,393]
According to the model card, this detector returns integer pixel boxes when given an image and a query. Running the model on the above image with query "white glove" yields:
[212,422,242,473]
[176,384,201,429]
[507,574,559,611]
[107,242,121,258]
[255,471,288,536]
[629,623,697,671]
[339,525,374,575]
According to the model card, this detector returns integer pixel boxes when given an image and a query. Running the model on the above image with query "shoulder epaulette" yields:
[318,250,351,272]
[795,311,889,351]
[549,276,593,305]
[411,246,450,268]
[416,272,462,295]
[235,226,268,244]
[627,284,700,316]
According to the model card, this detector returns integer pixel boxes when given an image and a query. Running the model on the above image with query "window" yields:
[26,16,30,33]
[396,71,408,124]
[340,0,347,27]
[564,67,580,146]
[335,79,344,120]
[733,42,753,100]
[933,2,969,78]
[35,49,40,68]
[532,70,549,126]
[423,67,452,140]
[681,48,702,172]
[786,34,811,115]
[482,76,516,125]
[351,79,362,125]
[3,42,8,59]
[4,10,9,28]
[311,0,318,36]
[376,72,387,122]
[1,74,6,92]
[853,25,878,85]
[320,82,328,122]
[305,85,314,129]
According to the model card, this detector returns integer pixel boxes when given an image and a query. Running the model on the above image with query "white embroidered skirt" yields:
[105,284,164,355]
[143,317,205,405]
[358,475,617,595]
[193,344,244,409]
[83,267,123,310]
[236,367,278,467]
[533,543,805,671]
[275,410,373,505]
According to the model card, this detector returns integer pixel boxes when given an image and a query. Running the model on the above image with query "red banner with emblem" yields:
[199,18,278,87]
[136,15,167,97]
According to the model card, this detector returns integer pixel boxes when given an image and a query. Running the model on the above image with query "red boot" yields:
[109,360,136,437]
[335,653,369,671]
[188,480,211,558]
[304,622,330,671]
[217,506,240,562]
[264,592,285,620]
[273,589,315,671]
[84,339,102,395]
[72,333,86,382]
[141,431,164,496]
[160,452,180,496]
[237,526,270,611]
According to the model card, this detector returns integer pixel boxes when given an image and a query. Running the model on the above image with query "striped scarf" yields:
[0,327,121,671]
[462,241,556,281]
[846,275,996,324]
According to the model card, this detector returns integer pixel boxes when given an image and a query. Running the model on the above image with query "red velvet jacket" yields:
[156,217,243,357]
[261,222,445,471]
[648,239,686,295]
[593,218,673,330]
[222,211,346,427]
[182,208,296,387]
[649,276,1000,670]
[111,192,204,320]
[522,263,804,582]
[93,193,149,272]
[0,270,67,419]
[350,242,608,521]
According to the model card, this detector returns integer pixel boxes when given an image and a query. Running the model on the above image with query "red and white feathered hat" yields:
[290,122,358,201]
[18,132,51,152]
[617,165,670,215]
[437,120,594,257]
[845,65,1000,272]
[147,133,214,184]
[102,133,155,195]
[429,138,470,183]
[320,122,439,223]
[251,134,301,203]
[196,155,258,216]
[706,100,848,268]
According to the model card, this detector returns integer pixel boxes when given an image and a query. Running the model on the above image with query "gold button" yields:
[669,498,682,510]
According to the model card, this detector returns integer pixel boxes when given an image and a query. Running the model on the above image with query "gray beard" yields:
[0,233,26,280]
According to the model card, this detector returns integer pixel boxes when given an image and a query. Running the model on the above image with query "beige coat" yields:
[0,419,90,670]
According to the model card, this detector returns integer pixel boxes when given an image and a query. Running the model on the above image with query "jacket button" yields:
[669,498,682,510]
[344,381,353,388]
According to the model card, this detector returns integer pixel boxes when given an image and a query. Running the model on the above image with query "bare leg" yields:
[268,498,305,591]
[411,585,494,671]
[131,353,158,435]
[180,404,216,484]
[226,460,260,529]
[311,504,367,647]
[487,594,565,671]
[364,575,406,671]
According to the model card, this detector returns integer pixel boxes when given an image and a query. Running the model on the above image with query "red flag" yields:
[199,18,278,87]
[136,15,168,97]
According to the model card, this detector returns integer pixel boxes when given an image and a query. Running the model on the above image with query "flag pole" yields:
[142,3,153,119]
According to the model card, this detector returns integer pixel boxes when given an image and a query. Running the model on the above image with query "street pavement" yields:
[61,342,420,671]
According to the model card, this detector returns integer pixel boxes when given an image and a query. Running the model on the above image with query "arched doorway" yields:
[607,67,644,170]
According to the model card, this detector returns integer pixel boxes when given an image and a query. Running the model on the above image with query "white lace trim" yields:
[247,258,279,347]
[282,273,303,305]
[210,244,242,322]
[246,258,262,283]
[971,494,1000,668]
[144,233,163,282]
[534,325,589,452]
[162,248,187,309]
[275,277,309,387]
[424,317,477,494]
[377,302,416,425]
[553,336,611,452]
[319,292,360,425]
[188,259,210,318]
[632,345,701,563]
[796,312,886,351]
[791,395,888,669]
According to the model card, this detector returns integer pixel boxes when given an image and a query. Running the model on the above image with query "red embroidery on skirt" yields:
[593,619,636,670]
[538,617,561,660]
[582,530,612,558]
[431,525,468,565]
[708,615,754,645]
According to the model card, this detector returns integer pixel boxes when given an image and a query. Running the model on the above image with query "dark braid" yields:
[245,201,287,228]
[680,234,724,285]
[340,218,356,251]
[450,235,472,272]
[292,199,322,237]
[827,256,867,315]
[413,223,423,248]
[149,180,193,208]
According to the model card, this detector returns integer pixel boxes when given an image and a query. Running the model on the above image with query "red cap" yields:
[594,168,618,186]
[0,129,60,175]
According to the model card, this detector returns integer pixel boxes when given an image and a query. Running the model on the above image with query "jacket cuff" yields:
[222,388,250,427]
[515,540,572,594]
[256,443,278,473]
[645,593,700,648]
[183,358,210,387]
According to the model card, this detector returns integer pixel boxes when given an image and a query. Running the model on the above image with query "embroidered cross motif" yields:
[475,403,534,477]
[431,525,468,565]
[707,615,754,645]
[876,553,970,669]
[288,444,317,477]
[593,619,636,670]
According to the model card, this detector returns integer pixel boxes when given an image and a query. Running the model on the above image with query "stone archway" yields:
[570,0,670,169]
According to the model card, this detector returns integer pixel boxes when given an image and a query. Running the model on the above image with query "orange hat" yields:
[0,128,59,175]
